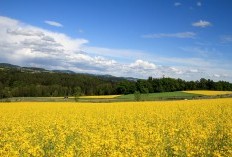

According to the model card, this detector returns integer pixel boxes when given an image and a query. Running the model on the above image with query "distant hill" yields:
[0,63,138,81]
[0,63,20,68]
[52,70,76,74]
[22,67,47,71]
[0,62,232,99]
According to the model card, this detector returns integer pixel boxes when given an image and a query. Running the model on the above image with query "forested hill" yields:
[0,63,129,98]
[0,63,232,98]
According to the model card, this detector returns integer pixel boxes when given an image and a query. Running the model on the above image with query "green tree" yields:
[142,88,149,101]
[134,91,141,101]
[74,86,82,102]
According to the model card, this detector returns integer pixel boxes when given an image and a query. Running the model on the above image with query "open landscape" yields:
[1,91,232,156]
[1,70,232,157]
[0,98,231,156]
[2,90,232,103]
[1,0,232,156]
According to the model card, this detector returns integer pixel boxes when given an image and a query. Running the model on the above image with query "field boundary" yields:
[1,93,232,103]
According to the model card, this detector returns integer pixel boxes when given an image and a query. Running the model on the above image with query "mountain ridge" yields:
[0,63,138,81]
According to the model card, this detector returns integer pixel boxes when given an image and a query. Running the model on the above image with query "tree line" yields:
[0,69,232,99]
[116,77,232,95]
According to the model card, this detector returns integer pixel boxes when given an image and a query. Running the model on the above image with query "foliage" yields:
[0,69,120,98]
[134,91,141,101]
[74,86,82,102]
[1,68,232,99]
[0,99,232,156]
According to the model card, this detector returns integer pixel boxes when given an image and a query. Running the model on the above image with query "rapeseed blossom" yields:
[0,99,231,156]
[79,95,120,99]
[184,90,232,96]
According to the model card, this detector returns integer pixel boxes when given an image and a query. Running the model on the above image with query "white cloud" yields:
[189,69,198,73]
[174,2,181,7]
[44,20,63,27]
[129,60,156,70]
[192,20,211,28]
[142,32,196,39]
[213,74,220,78]
[197,2,202,7]
[0,16,108,72]
[0,16,232,82]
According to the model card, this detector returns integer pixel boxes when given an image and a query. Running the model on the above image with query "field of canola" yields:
[79,95,120,99]
[183,90,232,96]
[0,98,232,156]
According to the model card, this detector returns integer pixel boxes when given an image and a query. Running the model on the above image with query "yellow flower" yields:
[0,98,231,156]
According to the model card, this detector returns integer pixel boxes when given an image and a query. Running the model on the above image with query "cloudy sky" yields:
[0,0,232,81]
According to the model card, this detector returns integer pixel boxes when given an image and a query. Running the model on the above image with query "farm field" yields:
[116,91,202,101]
[117,90,232,101]
[79,95,120,99]
[0,98,232,156]
[2,90,232,103]
[1,92,200,102]
[183,90,232,96]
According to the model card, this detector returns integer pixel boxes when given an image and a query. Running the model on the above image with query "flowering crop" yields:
[79,95,120,99]
[0,98,232,156]
[184,90,232,96]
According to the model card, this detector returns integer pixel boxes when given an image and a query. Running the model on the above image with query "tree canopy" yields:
[0,68,232,99]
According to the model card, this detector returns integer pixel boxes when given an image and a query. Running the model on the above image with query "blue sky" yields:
[0,0,232,81]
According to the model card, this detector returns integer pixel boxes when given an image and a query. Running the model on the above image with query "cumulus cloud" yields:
[142,32,196,39]
[169,67,183,74]
[213,74,220,78]
[0,16,112,72]
[7,28,44,36]
[188,69,198,73]
[0,16,231,81]
[129,60,156,70]
[44,20,63,27]
[192,20,212,28]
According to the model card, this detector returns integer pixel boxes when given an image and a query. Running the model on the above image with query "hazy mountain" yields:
[0,63,137,81]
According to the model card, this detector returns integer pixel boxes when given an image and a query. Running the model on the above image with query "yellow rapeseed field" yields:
[184,90,232,96]
[79,95,120,99]
[0,99,232,156]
